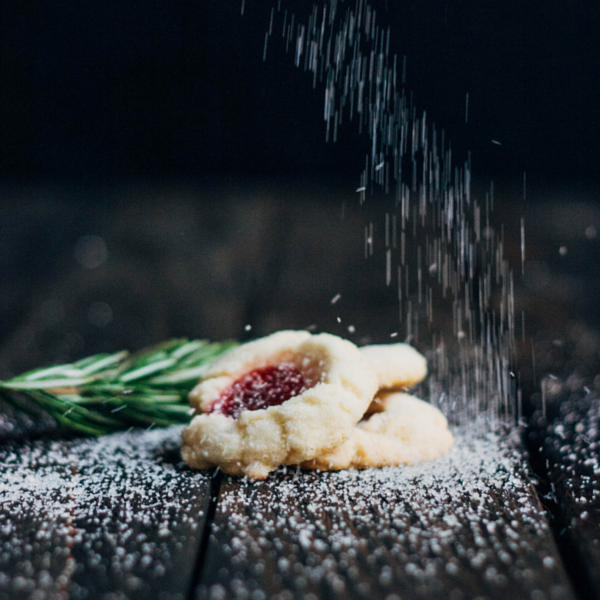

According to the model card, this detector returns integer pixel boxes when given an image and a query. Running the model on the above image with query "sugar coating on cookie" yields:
[181,330,379,479]
[301,392,453,471]
[360,343,428,391]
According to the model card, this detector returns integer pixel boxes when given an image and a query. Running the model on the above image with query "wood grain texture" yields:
[195,432,574,600]
[0,428,212,600]
[529,393,600,600]
[0,182,595,600]
[0,438,81,600]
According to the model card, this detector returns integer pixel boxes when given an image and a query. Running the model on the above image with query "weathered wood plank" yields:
[195,432,574,600]
[529,393,600,600]
[0,427,211,600]
[0,438,80,600]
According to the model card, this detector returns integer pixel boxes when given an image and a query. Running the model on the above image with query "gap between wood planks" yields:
[188,469,224,600]
[526,393,600,600]
[191,432,576,600]
[526,429,595,600]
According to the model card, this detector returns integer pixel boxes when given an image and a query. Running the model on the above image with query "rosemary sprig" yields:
[0,339,237,436]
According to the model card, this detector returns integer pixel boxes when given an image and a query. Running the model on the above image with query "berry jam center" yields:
[211,364,309,419]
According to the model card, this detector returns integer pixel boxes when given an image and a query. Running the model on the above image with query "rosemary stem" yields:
[0,338,236,437]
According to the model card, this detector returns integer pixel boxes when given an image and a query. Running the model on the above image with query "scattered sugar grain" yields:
[0,426,209,597]
[198,430,568,599]
[541,394,600,535]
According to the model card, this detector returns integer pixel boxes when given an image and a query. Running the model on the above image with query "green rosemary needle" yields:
[0,338,237,436]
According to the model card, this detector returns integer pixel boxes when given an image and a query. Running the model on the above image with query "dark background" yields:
[0,0,599,402]
[1,0,599,189]
[0,6,599,597]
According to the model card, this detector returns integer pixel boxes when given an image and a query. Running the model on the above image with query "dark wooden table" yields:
[1,181,599,600]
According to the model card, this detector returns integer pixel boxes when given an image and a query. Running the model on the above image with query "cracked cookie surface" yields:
[181,330,378,479]
[301,392,453,471]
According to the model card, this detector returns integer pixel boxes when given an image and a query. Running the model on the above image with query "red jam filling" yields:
[210,364,309,419]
